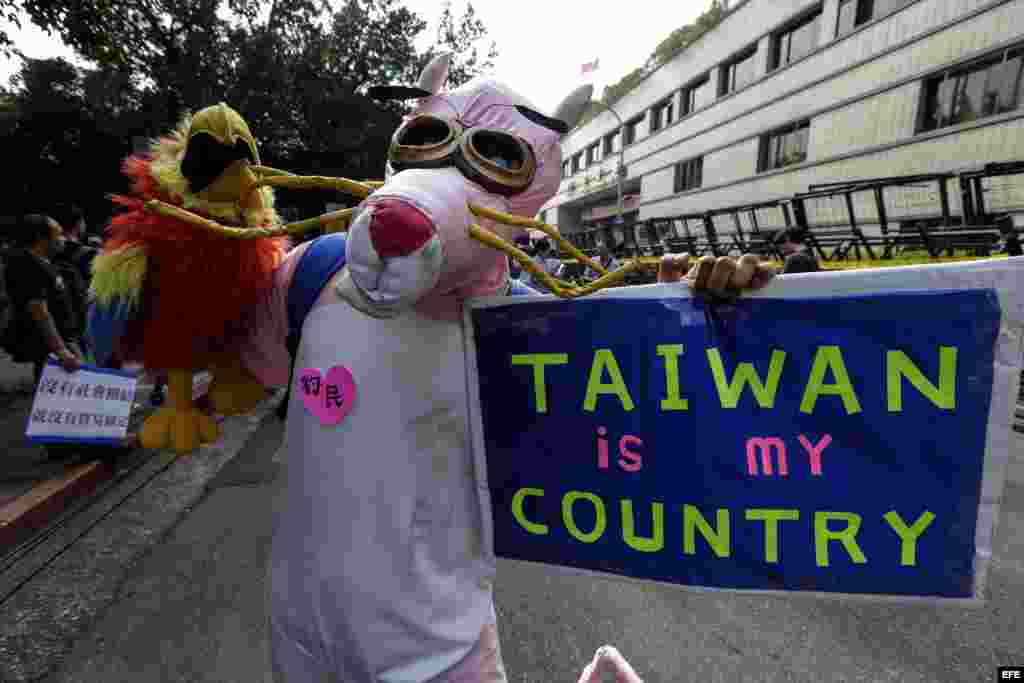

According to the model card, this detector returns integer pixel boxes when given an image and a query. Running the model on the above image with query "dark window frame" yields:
[603,130,619,156]
[622,115,643,146]
[673,156,704,193]
[916,44,1024,134]
[561,160,570,178]
[758,119,811,172]
[770,4,823,71]
[586,142,600,166]
[836,0,913,37]
[719,44,759,97]
[680,74,712,117]
[650,97,675,133]
[571,152,583,174]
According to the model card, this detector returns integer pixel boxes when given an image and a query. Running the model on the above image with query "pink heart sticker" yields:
[297,365,358,426]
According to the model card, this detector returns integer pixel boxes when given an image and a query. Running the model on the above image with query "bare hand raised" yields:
[657,253,776,298]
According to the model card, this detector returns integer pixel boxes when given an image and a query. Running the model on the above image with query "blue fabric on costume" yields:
[508,278,540,297]
[85,298,137,367]
[287,233,348,343]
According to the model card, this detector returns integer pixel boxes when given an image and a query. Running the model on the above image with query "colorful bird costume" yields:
[88,103,287,454]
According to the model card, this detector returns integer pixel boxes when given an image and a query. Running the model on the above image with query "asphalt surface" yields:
[11,417,1019,683]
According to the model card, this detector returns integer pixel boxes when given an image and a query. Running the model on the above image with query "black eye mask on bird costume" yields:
[180,133,258,194]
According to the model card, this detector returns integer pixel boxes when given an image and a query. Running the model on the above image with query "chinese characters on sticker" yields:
[297,365,357,426]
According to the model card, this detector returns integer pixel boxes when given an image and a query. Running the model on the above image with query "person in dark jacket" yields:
[3,214,83,383]
[776,229,820,274]
[55,205,99,286]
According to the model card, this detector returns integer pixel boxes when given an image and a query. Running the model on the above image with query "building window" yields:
[623,115,642,145]
[650,98,675,133]
[719,46,758,97]
[759,120,810,171]
[680,74,714,116]
[836,0,912,37]
[571,152,583,173]
[919,46,1024,133]
[586,142,601,166]
[603,130,619,156]
[771,6,822,70]
[673,156,703,193]
[562,160,570,178]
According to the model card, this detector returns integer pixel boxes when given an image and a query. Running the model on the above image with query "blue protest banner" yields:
[464,261,1024,600]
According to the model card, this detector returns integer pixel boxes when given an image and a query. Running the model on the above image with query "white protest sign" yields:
[26,361,139,445]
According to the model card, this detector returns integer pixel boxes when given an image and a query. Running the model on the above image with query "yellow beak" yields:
[193,159,264,209]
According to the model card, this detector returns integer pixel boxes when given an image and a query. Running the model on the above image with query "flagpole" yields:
[592,102,625,230]
[580,58,626,240]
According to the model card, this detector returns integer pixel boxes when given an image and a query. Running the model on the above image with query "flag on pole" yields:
[580,58,600,76]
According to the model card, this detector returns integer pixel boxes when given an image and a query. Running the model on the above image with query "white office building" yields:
[541,0,1024,254]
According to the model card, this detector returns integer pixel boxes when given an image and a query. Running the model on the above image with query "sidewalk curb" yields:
[0,374,213,556]
[0,462,112,550]
[0,393,281,683]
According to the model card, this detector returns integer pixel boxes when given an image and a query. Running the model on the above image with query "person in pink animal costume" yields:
[239,53,776,683]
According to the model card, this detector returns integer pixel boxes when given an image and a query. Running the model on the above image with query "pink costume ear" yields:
[417,52,451,95]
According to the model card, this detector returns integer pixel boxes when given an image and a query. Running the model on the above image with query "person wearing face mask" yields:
[2,214,83,386]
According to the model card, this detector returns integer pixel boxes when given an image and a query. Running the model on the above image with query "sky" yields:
[0,0,711,113]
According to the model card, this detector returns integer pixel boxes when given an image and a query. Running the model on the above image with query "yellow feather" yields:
[145,111,279,226]
[90,245,149,308]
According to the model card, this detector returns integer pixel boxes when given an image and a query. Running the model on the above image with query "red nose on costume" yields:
[367,198,435,259]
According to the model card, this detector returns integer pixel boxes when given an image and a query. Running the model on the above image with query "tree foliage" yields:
[0,0,497,226]
[577,0,726,128]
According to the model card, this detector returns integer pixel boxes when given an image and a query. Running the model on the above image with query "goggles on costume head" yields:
[387,114,537,197]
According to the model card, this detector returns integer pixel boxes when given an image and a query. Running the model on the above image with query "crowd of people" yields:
[0,208,146,464]
[507,228,819,290]
[0,208,99,382]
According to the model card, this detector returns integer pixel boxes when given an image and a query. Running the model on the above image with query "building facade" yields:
[541,0,1024,252]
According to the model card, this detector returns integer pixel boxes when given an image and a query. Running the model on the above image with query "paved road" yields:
[34,418,1022,683]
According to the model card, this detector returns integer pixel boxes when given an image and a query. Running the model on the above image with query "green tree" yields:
[0,0,499,219]
[577,0,726,128]
[1,57,133,225]
[415,1,498,89]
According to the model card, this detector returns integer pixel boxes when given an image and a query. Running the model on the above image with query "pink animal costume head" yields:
[342,54,593,321]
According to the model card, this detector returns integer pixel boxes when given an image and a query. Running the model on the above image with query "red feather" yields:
[103,155,287,370]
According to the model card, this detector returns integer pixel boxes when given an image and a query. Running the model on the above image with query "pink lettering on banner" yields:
[297,365,358,426]
[596,427,610,469]
[797,434,832,476]
[746,437,788,476]
[618,435,643,472]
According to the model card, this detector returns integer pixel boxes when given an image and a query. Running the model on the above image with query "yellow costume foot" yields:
[208,356,268,415]
[139,406,219,455]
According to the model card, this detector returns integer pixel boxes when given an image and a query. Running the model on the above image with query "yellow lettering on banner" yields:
[800,346,862,415]
[511,488,548,535]
[583,349,635,412]
[562,491,607,543]
[683,505,730,558]
[621,500,664,552]
[511,353,568,414]
[883,510,936,566]
[706,349,787,409]
[815,512,867,567]
[656,344,689,411]
[745,509,800,563]
[886,348,957,412]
